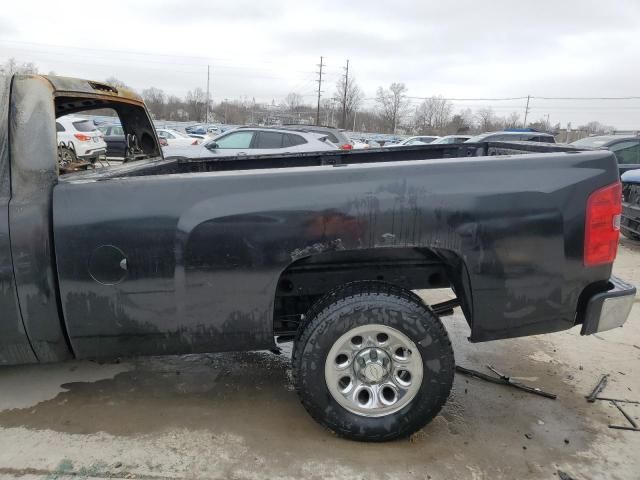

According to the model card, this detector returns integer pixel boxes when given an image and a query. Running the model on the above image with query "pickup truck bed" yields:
[1,74,635,442]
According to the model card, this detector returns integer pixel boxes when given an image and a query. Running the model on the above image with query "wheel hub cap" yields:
[356,348,391,383]
[324,324,424,418]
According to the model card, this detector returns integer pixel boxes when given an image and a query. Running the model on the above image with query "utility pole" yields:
[205,64,211,123]
[341,59,349,129]
[316,56,324,126]
[523,95,530,128]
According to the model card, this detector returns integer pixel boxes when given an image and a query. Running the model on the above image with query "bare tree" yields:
[415,96,452,133]
[475,107,496,132]
[447,108,474,134]
[284,92,304,112]
[334,76,364,129]
[142,87,166,119]
[504,112,521,128]
[0,58,38,75]
[186,88,207,122]
[104,76,131,91]
[375,82,409,133]
[577,121,613,135]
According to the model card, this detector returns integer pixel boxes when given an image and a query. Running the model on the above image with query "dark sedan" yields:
[97,124,125,158]
[570,135,640,174]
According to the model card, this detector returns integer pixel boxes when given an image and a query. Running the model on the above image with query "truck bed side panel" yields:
[53,151,617,358]
[0,75,38,365]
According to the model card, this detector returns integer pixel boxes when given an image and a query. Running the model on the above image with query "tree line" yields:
[1,58,615,135]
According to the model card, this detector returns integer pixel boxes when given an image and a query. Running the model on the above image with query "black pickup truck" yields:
[0,74,636,442]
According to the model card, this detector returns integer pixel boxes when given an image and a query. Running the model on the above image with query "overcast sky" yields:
[1,0,640,128]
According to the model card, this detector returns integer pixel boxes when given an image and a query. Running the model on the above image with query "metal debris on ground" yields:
[455,364,557,399]
[586,374,608,402]
[557,470,575,480]
[585,374,640,432]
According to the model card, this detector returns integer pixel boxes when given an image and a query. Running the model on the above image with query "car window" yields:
[528,135,554,143]
[111,126,124,136]
[72,120,96,132]
[609,141,640,164]
[255,131,284,148]
[158,131,174,139]
[315,131,339,143]
[283,133,307,147]
[56,122,65,132]
[214,131,255,149]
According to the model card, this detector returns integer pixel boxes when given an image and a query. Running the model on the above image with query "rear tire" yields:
[293,281,454,442]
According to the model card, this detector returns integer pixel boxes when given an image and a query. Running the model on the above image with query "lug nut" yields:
[370,349,378,360]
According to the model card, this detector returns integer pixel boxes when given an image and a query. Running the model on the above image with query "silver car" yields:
[163,127,338,158]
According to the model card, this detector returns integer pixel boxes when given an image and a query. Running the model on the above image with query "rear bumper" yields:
[78,148,106,162]
[581,276,636,335]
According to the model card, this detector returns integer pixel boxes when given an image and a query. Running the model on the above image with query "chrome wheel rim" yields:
[324,324,423,417]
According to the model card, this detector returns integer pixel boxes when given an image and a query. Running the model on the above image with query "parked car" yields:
[431,135,472,144]
[56,115,107,162]
[185,124,208,135]
[163,127,338,158]
[281,125,353,150]
[621,169,640,240]
[1,74,636,444]
[156,128,200,146]
[351,139,370,149]
[465,131,556,143]
[384,135,440,147]
[97,124,126,158]
[570,135,640,174]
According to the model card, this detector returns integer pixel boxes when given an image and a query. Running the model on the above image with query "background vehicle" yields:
[98,124,126,158]
[351,139,370,149]
[163,127,337,158]
[384,135,440,147]
[465,130,556,143]
[282,125,354,150]
[431,135,472,144]
[185,124,208,135]
[156,128,200,146]
[570,135,640,174]
[1,74,635,443]
[56,115,107,162]
[622,169,640,240]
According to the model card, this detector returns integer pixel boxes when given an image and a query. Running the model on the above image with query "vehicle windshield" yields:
[570,137,611,148]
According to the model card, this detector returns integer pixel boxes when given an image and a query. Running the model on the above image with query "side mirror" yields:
[206,141,218,150]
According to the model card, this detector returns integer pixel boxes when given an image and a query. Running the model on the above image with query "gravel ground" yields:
[0,239,638,480]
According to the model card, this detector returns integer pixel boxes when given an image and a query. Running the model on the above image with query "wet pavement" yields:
[0,240,639,479]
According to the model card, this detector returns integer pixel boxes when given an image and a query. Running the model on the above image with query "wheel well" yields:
[273,247,472,337]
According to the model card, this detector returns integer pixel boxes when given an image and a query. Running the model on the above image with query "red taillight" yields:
[74,133,92,142]
[340,143,353,150]
[584,181,622,266]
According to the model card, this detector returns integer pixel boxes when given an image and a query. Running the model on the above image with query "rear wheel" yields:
[293,281,454,442]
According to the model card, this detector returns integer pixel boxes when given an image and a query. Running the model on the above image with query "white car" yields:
[156,128,201,147]
[383,135,440,147]
[431,135,472,144]
[351,140,370,149]
[163,127,338,159]
[56,116,106,161]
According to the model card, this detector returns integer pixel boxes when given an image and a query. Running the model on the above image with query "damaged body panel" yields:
[0,73,635,366]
